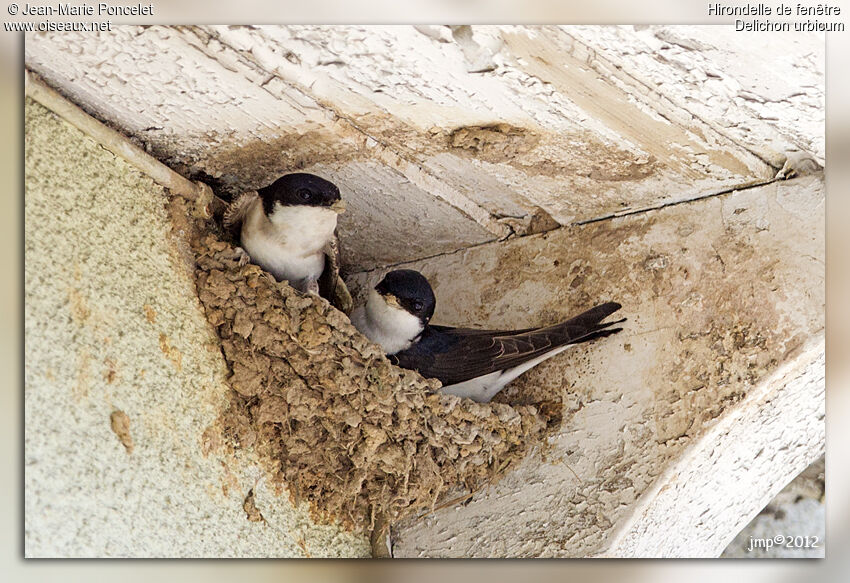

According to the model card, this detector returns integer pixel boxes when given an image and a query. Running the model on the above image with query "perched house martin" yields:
[352,269,624,403]
[224,172,352,312]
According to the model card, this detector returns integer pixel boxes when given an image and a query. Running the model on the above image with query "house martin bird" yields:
[352,269,624,403]
[223,172,352,312]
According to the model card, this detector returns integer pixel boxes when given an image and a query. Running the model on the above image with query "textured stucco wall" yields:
[24,98,369,557]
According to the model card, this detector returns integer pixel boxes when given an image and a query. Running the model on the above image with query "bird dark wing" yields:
[391,302,624,386]
[428,324,538,337]
[222,190,258,233]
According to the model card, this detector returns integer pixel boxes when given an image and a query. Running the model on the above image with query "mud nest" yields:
[181,201,555,533]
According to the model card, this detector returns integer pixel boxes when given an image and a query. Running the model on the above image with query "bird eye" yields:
[413,300,424,312]
[297,188,312,201]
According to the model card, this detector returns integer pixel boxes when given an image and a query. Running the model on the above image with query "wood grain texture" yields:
[25,25,818,271]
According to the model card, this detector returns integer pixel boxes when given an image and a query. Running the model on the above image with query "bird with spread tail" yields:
[223,172,352,312]
[352,269,624,402]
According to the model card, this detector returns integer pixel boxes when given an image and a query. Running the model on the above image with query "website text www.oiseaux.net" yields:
[5,20,110,31]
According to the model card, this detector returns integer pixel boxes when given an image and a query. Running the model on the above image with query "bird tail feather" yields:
[551,301,625,346]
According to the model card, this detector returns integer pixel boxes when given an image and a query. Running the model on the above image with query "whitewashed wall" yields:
[26,26,822,271]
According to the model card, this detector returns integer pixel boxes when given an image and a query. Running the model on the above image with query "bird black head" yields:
[257,173,342,216]
[375,269,436,324]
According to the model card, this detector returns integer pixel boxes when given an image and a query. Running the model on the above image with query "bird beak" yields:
[331,200,346,214]
[384,293,401,308]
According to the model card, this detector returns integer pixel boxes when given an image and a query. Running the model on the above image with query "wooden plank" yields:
[359,175,824,557]
[25,25,807,271]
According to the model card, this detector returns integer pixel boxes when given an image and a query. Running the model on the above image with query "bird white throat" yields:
[240,198,338,289]
[351,289,424,355]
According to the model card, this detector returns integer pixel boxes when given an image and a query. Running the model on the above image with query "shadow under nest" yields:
[181,200,560,534]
